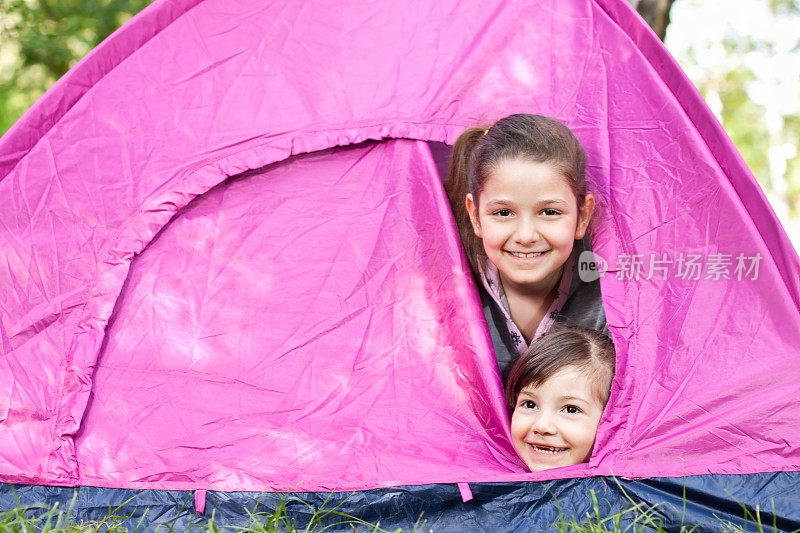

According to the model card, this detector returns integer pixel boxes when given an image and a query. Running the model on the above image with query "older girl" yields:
[445,114,607,381]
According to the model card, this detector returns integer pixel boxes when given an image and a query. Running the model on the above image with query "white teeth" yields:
[507,251,545,258]
[530,444,567,454]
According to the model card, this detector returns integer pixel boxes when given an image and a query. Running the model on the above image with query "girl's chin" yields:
[497,269,558,293]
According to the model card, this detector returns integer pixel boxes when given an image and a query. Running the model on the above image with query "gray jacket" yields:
[480,243,608,384]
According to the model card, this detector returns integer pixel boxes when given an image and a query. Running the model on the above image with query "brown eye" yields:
[493,209,512,217]
[564,405,582,414]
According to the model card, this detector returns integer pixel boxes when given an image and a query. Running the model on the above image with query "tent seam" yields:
[45,122,463,485]
[60,464,800,493]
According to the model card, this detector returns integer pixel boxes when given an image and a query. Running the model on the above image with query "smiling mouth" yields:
[506,251,547,258]
[528,444,568,455]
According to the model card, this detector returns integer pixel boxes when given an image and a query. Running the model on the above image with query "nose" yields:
[531,411,557,435]
[514,215,540,245]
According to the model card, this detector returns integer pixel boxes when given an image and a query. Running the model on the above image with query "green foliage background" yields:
[0,0,154,132]
[666,0,800,223]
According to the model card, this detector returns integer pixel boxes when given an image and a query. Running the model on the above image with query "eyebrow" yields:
[483,198,572,210]
[535,198,571,207]
[483,199,516,208]
[560,396,590,403]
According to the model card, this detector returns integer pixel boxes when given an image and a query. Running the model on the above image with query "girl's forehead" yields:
[483,159,575,200]
[520,365,603,400]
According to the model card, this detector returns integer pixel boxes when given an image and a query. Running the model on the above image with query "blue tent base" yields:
[2,473,799,532]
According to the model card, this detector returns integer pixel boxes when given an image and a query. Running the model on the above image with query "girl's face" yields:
[510,365,605,472]
[466,159,594,293]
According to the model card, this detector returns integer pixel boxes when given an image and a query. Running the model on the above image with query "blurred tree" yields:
[628,0,676,40]
[666,0,800,234]
[770,0,800,13]
[0,0,153,133]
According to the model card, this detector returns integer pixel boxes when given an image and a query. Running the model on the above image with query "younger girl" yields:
[505,324,615,472]
[445,114,606,381]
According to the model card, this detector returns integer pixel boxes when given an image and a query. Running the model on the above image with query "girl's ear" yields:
[465,194,482,238]
[575,193,596,240]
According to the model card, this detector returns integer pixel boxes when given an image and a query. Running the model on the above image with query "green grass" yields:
[551,484,794,533]
[0,492,413,533]
[0,488,793,533]
[197,492,412,533]
[0,498,134,532]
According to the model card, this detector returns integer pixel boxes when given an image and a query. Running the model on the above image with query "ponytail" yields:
[444,126,488,278]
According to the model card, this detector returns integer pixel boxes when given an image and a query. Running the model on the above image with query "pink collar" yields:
[477,253,575,353]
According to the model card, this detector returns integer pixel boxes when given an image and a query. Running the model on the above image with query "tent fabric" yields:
[1,0,799,504]
[74,139,519,492]
[4,473,800,531]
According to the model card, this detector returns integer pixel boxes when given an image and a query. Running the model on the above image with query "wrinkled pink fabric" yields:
[0,0,798,490]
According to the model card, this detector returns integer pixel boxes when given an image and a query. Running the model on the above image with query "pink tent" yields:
[1,0,799,528]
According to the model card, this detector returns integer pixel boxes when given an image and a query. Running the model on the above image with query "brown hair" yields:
[505,323,614,410]
[444,114,589,277]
